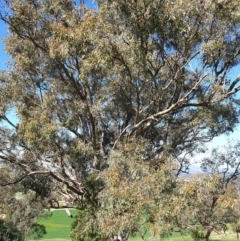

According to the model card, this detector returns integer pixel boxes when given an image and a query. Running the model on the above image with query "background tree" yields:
[30,223,47,241]
[0,165,48,241]
[0,219,23,241]
[178,175,239,241]
[0,0,240,240]
[173,143,240,241]
[232,221,240,241]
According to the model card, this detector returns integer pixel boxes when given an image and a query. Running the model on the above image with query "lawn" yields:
[31,209,79,241]
[130,231,237,241]
[128,224,238,241]
[30,210,238,241]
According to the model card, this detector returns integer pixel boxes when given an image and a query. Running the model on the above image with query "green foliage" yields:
[176,174,239,241]
[70,174,107,241]
[190,227,205,241]
[70,205,107,241]
[0,219,23,241]
[233,221,240,231]
[0,166,48,241]
[31,223,47,240]
[97,143,177,239]
[232,220,240,241]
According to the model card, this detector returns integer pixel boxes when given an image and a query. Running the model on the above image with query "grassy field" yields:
[31,209,79,241]
[130,232,237,241]
[122,223,237,241]
[130,224,237,241]
[130,231,238,241]
[30,210,237,241]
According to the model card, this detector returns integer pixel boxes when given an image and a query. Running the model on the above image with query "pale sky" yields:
[0,20,8,70]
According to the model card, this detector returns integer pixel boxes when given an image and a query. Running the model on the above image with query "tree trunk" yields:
[237,231,239,241]
[205,228,213,241]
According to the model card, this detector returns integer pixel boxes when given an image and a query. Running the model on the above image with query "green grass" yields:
[31,209,78,241]
[129,225,237,241]
[30,210,238,241]
[130,231,237,241]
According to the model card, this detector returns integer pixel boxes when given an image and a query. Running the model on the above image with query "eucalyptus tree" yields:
[201,141,240,187]
[176,175,239,241]
[0,165,48,241]
[1,0,240,239]
[166,143,240,241]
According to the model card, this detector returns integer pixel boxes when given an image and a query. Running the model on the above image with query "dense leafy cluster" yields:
[0,166,48,241]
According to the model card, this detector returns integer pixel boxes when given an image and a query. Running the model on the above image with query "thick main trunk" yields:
[205,228,213,241]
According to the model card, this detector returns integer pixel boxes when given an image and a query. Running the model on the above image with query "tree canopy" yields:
[0,0,240,240]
